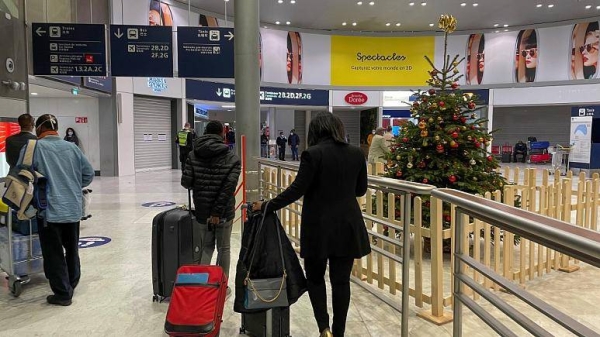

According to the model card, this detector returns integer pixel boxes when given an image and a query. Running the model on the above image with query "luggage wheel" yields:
[8,276,23,297]
[152,295,159,303]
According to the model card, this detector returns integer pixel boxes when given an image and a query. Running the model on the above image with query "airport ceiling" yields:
[187,0,600,33]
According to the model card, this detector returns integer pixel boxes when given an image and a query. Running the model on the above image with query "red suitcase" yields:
[165,265,228,337]
[529,153,551,164]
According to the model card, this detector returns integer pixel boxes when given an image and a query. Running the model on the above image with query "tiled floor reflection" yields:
[0,170,598,337]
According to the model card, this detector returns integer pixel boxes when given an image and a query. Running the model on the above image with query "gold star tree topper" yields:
[438,14,457,34]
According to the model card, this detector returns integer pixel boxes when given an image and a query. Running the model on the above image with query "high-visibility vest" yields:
[178,130,189,147]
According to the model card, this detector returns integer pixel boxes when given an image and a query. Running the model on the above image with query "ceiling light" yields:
[342,22,347,26]
[290,0,296,3]
[31,92,38,96]
[503,24,509,27]
[369,1,375,5]
[421,2,427,6]
[493,24,499,27]
[222,105,235,108]
[472,3,478,6]
[352,22,357,26]
[275,21,280,25]
[460,3,466,6]
[224,0,229,2]
[597,5,600,9]
[547,4,554,8]
[495,30,500,33]
[357,1,363,4]
[409,2,415,5]
[429,23,434,27]
[386,23,391,26]
[536,3,542,7]
[504,29,509,32]
[585,5,592,9]
[396,23,401,26]
[286,21,291,25]
[278,0,283,3]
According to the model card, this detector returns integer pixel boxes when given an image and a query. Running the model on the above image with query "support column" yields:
[234,0,261,201]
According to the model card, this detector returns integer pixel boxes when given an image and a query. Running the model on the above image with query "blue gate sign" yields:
[178,27,234,78]
[79,236,111,249]
[32,23,107,76]
[110,25,173,77]
[142,201,177,208]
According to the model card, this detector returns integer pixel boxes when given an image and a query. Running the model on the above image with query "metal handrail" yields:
[432,188,600,337]
[257,157,435,337]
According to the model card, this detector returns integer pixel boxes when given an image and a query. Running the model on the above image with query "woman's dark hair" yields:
[477,34,485,84]
[584,22,599,79]
[66,127,76,135]
[287,33,293,84]
[307,112,347,147]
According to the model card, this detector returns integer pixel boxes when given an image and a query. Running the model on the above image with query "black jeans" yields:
[304,257,355,337]
[278,146,286,160]
[38,221,81,300]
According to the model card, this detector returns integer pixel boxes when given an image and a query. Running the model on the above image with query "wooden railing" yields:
[257,159,600,325]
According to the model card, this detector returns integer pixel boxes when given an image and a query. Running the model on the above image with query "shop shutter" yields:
[133,96,172,172]
[333,110,360,147]
[492,106,570,147]
[294,110,306,152]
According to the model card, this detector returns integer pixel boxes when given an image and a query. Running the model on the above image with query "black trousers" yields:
[278,146,286,160]
[38,221,81,300]
[304,257,355,337]
[179,149,190,172]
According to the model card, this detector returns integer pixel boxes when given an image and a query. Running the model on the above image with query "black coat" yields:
[181,134,241,222]
[234,211,307,313]
[6,132,36,169]
[263,138,371,259]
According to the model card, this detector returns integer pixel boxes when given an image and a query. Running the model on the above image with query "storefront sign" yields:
[195,106,209,119]
[186,80,329,106]
[32,23,107,76]
[148,77,168,92]
[178,27,235,78]
[75,117,88,123]
[110,25,173,77]
[331,36,434,86]
[344,92,368,105]
[383,91,414,107]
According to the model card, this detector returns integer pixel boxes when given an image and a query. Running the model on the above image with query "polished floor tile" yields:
[0,170,598,337]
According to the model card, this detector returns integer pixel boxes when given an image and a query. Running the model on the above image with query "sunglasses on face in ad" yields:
[579,43,599,53]
[476,53,484,60]
[521,48,537,57]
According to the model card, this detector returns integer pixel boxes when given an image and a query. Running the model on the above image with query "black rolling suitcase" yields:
[241,308,291,337]
[152,190,200,302]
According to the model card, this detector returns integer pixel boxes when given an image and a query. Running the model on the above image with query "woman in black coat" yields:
[253,112,370,337]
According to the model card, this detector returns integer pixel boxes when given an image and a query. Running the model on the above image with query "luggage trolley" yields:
[551,144,572,176]
[0,210,43,297]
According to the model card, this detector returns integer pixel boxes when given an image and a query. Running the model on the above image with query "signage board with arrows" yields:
[178,27,235,78]
[32,23,107,76]
[110,25,173,77]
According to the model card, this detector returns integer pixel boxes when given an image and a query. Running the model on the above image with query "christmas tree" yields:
[386,15,506,197]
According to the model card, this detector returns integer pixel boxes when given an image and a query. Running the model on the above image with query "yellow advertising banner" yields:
[331,36,435,86]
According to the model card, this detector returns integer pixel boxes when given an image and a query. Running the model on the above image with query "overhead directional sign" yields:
[110,25,173,77]
[186,80,330,106]
[32,23,107,76]
[178,27,235,78]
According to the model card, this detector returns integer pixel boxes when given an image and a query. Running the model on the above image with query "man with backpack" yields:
[16,114,94,306]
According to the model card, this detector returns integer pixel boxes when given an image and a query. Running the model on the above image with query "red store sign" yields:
[75,117,88,124]
[344,92,368,105]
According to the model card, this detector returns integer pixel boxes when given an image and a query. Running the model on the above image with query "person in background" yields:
[383,125,394,145]
[288,129,300,161]
[181,120,241,283]
[514,140,528,163]
[6,114,36,174]
[260,130,269,158]
[64,128,80,147]
[253,112,370,337]
[226,128,236,151]
[276,131,287,160]
[20,114,94,306]
[368,127,390,164]
[366,129,375,147]
[175,123,196,172]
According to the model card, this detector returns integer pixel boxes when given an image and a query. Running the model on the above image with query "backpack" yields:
[3,140,48,220]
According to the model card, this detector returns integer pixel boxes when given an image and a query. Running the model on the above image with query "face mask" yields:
[68,131,73,136]
[290,132,294,135]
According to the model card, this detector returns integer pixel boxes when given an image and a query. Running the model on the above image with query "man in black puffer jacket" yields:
[182,120,241,282]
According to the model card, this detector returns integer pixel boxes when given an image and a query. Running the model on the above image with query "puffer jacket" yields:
[181,134,241,222]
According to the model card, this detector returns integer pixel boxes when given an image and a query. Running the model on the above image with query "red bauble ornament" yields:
[451,131,459,139]
[460,117,467,123]
[402,137,409,143]
[487,155,493,162]
[413,102,419,108]
[396,171,403,177]
[449,175,457,183]
[468,102,476,109]
[452,114,459,121]
[439,101,446,107]
[436,144,444,153]
[451,82,459,89]
[471,125,476,130]
[428,89,436,95]
[444,215,451,222]
[423,178,429,184]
